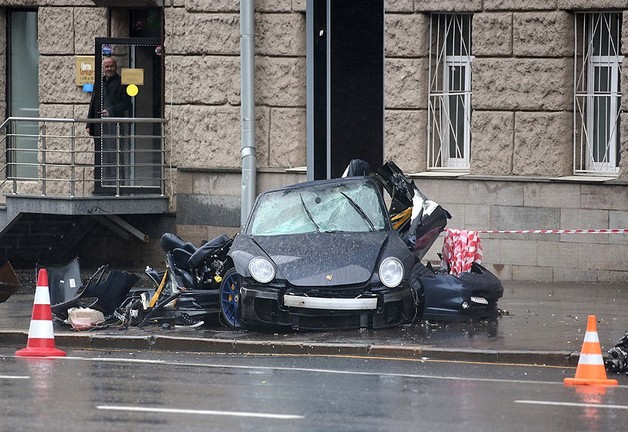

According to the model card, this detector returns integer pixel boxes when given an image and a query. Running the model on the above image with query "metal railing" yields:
[0,116,166,198]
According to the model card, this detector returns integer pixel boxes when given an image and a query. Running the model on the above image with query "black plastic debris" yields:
[47,257,82,309]
[0,261,21,303]
[606,332,628,374]
[46,259,139,321]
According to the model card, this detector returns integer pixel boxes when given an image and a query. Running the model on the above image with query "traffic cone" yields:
[15,269,66,357]
[564,315,617,387]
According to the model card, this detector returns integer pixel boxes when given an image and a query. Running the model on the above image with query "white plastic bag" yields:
[67,307,105,331]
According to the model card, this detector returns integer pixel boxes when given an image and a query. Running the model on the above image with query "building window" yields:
[574,12,622,175]
[428,14,473,170]
[8,10,39,179]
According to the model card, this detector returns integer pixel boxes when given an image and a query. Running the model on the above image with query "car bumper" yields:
[239,283,416,330]
[419,264,504,322]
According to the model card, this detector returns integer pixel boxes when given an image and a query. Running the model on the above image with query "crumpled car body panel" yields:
[419,263,504,321]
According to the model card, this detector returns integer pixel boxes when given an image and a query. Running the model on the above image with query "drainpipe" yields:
[240,0,256,226]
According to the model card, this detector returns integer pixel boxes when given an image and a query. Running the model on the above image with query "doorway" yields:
[306,0,385,180]
[92,37,163,194]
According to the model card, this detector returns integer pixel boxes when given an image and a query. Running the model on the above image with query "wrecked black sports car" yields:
[226,176,422,330]
[223,160,503,330]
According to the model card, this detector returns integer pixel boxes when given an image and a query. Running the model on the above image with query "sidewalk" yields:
[1,281,626,368]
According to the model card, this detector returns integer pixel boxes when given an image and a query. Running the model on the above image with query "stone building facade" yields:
[0,0,627,281]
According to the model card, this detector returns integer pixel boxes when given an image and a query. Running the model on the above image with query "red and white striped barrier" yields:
[15,268,66,357]
[477,229,628,234]
[441,229,483,276]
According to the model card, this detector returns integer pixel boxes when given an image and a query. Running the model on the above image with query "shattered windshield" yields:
[249,180,388,236]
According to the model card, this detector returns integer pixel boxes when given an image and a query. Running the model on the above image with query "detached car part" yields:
[0,261,21,303]
[606,332,628,374]
[418,262,503,321]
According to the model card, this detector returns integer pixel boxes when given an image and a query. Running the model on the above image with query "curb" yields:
[0,330,578,367]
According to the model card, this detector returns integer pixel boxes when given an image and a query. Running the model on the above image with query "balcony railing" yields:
[0,116,166,198]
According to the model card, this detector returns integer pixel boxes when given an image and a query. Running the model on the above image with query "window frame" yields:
[428,14,473,171]
[574,12,622,175]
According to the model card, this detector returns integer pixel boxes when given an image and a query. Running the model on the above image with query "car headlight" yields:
[248,257,275,283]
[379,257,404,288]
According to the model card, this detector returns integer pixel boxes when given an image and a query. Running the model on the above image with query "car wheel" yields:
[220,268,242,329]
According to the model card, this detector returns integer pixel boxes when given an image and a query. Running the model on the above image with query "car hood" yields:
[241,232,390,287]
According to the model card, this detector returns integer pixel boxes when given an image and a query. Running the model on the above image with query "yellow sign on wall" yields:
[75,56,95,85]
[121,68,144,86]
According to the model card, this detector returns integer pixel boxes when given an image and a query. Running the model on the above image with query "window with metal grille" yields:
[428,14,473,170]
[574,12,622,175]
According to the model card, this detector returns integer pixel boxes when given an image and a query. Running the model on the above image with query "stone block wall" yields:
[164,1,306,175]
[36,4,105,114]
[417,176,628,282]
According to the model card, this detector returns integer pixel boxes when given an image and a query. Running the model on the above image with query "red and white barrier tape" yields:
[476,229,628,234]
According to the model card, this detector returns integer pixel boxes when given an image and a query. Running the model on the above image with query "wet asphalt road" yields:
[1,349,627,432]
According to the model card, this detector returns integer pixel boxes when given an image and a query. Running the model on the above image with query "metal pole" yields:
[9,120,17,194]
[240,0,256,226]
[40,122,47,196]
[70,121,76,197]
[161,121,166,196]
[306,0,314,182]
[116,122,121,196]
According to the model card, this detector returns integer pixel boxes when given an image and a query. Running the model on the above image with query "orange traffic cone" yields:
[564,315,617,387]
[15,269,66,357]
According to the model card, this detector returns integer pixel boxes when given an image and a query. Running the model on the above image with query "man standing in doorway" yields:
[87,56,131,188]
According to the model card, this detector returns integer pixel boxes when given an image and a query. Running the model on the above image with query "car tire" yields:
[219,268,242,329]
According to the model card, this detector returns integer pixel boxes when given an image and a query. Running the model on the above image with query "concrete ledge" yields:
[422,347,500,363]
[496,350,574,367]
[150,336,237,353]
[0,331,27,347]
[89,335,154,350]
[5,195,169,215]
[301,343,370,356]
[368,344,425,358]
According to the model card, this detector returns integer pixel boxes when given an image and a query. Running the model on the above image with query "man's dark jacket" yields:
[87,73,131,136]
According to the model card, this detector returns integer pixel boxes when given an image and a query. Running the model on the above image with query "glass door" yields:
[92,37,163,194]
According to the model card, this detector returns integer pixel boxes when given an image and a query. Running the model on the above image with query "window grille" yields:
[574,12,622,175]
[428,14,473,170]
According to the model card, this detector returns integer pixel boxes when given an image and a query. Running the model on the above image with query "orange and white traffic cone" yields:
[564,315,617,387]
[15,268,66,358]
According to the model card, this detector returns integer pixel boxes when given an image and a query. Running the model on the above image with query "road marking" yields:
[0,375,29,379]
[97,405,304,419]
[515,400,628,410]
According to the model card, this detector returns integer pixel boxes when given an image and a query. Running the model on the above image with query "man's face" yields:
[103,58,117,78]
